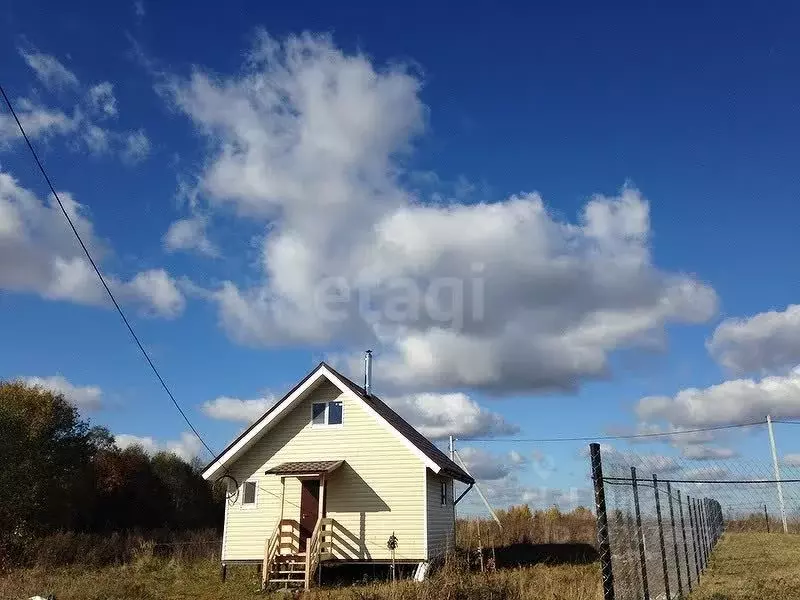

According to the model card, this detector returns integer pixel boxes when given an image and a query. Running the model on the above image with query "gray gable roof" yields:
[323,363,474,484]
[202,362,474,485]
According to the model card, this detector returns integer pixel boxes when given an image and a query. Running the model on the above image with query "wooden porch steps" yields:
[267,554,306,587]
[263,518,335,589]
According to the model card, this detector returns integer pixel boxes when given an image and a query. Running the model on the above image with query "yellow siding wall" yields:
[426,471,455,557]
[221,379,427,562]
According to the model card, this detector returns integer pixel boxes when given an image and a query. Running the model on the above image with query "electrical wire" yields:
[459,420,771,443]
[8,71,798,463]
[603,475,800,485]
[0,84,214,458]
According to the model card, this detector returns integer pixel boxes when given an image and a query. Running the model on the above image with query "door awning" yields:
[265,460,344,476]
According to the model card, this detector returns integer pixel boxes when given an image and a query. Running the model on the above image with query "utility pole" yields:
[449,434,455,506]
[766,415,788,533]
[453,449,502,528]
[449,435,456,551]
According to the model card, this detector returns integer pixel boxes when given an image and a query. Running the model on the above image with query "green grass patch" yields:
[690,533,800,600]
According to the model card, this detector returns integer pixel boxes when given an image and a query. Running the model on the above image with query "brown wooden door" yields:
[299,479,320,551]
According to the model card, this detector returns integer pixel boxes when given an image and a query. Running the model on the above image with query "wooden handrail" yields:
[279,518,300,528]
[278,519,301,554]
[304,518,334,589]
[261,519,282,588]
[263,518,304,587]
[265,518,335,589]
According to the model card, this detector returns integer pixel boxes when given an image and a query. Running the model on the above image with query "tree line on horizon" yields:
[0,381,224,566]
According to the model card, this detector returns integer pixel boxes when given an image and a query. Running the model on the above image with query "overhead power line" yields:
[604,476,800,485]
[0,85,214,458]
[460,420,775,443]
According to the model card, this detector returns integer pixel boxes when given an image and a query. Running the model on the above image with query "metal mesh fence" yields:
[589,442,799,600]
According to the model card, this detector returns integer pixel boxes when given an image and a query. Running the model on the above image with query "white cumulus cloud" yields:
[125,269,186,318]
[0,171,184,317]
[87,82,118,118]
[5,48,149,166]
[708,304,800,374]
[122,129,150,164]
[163,215,217,256]
[81,124,111,154]
[115,433,160,454]
[783,454,800,467]
[201,395,276,422]
[385,392,518,440]
[164,32,718,395]
[456,446,527,481]
[679,445,737,461]
[115,432,203,461]
[18,48,79,89]
[0,98,77,146]
[682,466,729,481]
[22,375,102,410]
[637,372,800,428]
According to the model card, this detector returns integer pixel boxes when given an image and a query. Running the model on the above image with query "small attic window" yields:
[328,401,343,424]
[441,480,448,505]
[312,402,326,425]
[242,480,257,506]
[311,401,343,426]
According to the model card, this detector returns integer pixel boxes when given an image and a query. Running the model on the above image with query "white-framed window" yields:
[242,480,257,507]
[440,480,448,505]
[311,400,343,426]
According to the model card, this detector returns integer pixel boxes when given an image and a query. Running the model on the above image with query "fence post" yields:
[589,443,615,600]
[700,499,710,566]
[667,482,684,599]
[688,496,701,579]
[695,498,706,572]
[693,499,704,572]
[764,504,770,533]
[631,467,650,600]
[678,489,692,593]
[652,475,671,600]
[708,500,715,549]
[709,500,716,552]
[711,500,719,549]
[713,500,722,545]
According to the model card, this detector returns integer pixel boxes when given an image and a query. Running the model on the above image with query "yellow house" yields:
[201,359,475,588]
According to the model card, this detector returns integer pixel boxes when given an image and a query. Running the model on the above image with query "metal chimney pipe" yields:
[364,350,373,396]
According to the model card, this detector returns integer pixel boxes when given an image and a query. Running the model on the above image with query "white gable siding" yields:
[221,379,426,562]
[426,470,456,558]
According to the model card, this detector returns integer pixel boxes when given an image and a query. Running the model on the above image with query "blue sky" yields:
[3,0,800,511]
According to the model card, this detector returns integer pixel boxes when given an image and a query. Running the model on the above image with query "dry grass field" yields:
[0,507,603,600]
[0,557,602,600]
[689,533,800,600]
[7,516,800,599]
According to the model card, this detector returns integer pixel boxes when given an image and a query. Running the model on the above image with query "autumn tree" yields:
[0,381,110,536]
[0,380,223,560]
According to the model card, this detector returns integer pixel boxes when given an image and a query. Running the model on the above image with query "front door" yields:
[299,479,320,551]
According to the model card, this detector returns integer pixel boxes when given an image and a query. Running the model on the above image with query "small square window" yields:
[441,480,448,505]
[311,401,343,426]
[312,402,326,425]
[243,481,257,505]
[328,401,343,425]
